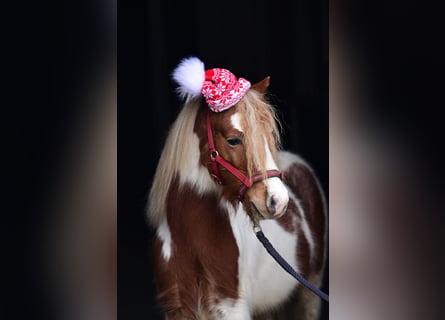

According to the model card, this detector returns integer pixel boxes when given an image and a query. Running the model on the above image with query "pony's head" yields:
[147,58,289,226]
[189,64,289,220]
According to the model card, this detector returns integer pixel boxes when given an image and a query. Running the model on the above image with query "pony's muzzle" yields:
[251,200,287,220]
[247,177,289,219]
[265,177,289,218]
[267,194,288,218]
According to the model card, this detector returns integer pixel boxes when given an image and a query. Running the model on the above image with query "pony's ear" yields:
[251,76,270,94]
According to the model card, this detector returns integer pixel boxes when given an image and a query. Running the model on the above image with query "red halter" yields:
[206,110,284,200]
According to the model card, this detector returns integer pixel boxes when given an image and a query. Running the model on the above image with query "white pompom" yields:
[172,57,205,100]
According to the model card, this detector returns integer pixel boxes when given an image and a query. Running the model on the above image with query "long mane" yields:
[147,90,281,226]
[147,99,202,226]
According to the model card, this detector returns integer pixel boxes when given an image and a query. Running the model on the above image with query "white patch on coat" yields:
[156,219,172,261]
[277,150,309,172]
[230,112,243,132]
[222,201,299,315]
[214,298,251,320]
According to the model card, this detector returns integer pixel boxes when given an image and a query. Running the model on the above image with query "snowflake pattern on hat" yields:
[201,68,251,112]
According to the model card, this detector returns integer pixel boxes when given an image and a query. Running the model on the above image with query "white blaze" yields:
[264,139,289,213]
[230,113,243,132]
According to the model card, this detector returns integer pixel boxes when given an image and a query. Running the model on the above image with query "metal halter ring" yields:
[210,150,219,160]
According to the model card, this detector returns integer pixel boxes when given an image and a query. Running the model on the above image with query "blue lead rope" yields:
[255,228,329,303]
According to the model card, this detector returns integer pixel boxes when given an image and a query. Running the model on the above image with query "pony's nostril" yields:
[268,196,277,214]
[267,194,288,217]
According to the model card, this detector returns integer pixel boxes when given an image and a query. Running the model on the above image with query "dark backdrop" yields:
[118,0,328,318]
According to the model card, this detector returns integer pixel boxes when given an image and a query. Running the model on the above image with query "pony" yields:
[147,62,327,319]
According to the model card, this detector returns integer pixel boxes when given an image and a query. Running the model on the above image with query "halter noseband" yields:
[206,110,284,200]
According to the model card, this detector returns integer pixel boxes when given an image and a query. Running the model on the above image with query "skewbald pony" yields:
[147,89,281,227]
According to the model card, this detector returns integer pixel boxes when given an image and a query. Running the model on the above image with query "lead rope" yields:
[253,223,330,302]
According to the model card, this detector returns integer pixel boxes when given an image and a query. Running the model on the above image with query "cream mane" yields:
[147,91,281,226]
[147,99,215,226]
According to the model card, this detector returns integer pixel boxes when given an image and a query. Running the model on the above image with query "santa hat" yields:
[172,57,251,112]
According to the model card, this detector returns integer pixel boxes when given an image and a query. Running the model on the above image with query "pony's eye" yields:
[227,137,242,146]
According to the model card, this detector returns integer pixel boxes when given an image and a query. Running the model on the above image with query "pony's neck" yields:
[148,99,222,227]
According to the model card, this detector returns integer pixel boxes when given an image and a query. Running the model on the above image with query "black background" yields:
[119,0,328,319]
[3,0,445,319]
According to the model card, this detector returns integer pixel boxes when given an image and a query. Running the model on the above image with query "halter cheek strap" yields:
[207,110,284,200]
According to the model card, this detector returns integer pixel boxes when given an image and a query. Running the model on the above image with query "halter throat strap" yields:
[206,110,284,200]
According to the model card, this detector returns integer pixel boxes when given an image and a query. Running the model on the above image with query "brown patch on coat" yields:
[276,198,300,233]
[153,238,184,316]
[295,222,310,279]
[153,178,239,318]
[284,162,326,273]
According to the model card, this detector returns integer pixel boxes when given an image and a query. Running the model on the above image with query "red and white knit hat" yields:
[172,57,251,112]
